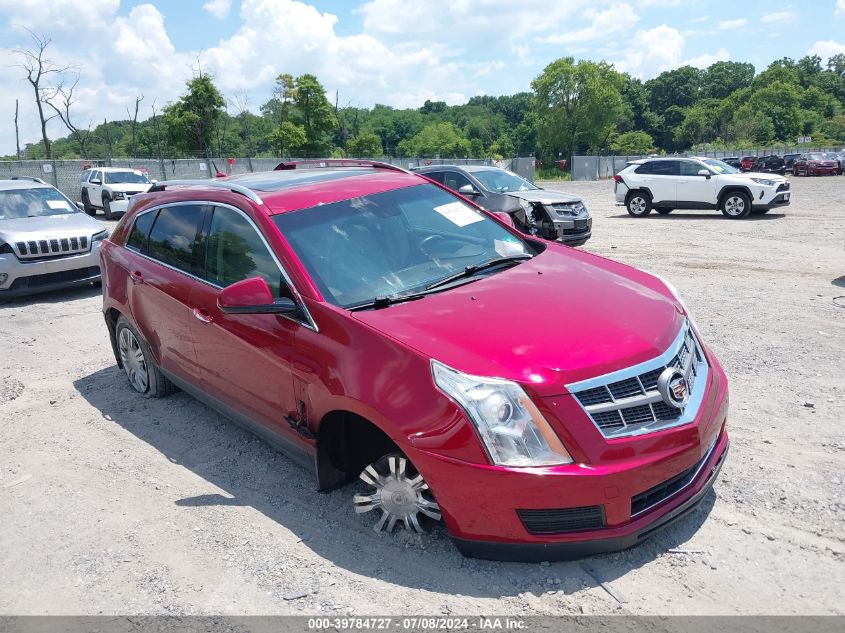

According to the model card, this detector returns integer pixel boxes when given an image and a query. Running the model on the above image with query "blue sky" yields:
[1,0,844,154]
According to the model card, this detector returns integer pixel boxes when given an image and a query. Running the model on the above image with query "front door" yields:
[677,160,717,206]
[189,204,302,442]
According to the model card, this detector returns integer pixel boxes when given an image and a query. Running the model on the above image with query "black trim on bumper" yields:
[753,193,791,210]
[0,268,101,299]
[452,441,728,562]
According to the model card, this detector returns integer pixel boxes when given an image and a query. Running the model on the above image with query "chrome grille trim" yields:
[567,321,709,439]
[13,235,92,259]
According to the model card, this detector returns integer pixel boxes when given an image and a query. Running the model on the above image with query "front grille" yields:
[569,321,708,438]
[550,202,583,216]
[630,438,718,516]
[7,266,100,290]
[517,505,605,535]
[15,235,90,259]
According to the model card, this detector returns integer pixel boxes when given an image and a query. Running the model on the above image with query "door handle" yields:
[129,271,144,285]
[192,308,213,324]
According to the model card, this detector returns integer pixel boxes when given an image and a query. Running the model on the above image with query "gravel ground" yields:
[0,175,843,616]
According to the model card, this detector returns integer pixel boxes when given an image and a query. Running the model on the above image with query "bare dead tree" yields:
[11,28,73,159]
[127,95,144,156]
[14,99,21,159]
[102,118,114,159]
[334,90,350,155]
[150,99,166,172]
[44,73,95,159]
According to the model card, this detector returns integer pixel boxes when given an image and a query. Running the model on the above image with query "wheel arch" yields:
[104,307,125,368]
[625,187,653,202]
[717,185,753,207]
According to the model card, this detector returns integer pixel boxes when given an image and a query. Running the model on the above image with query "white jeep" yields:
[80,168,154,220]
[614,156,790,219]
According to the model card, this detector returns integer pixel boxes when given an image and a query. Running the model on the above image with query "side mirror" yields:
[150,179,158,185]
[74,201,85,211]
[90,178,102,185]
[697,169,711,179]
[217,276,300,316]
[457,184,481,196]
[493,211,514,227]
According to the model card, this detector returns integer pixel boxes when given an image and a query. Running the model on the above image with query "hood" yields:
[505,189,582,205]
[0,213,104,241]
[107,183,153,193]
[734,172,787,181]
[352,247,684,397]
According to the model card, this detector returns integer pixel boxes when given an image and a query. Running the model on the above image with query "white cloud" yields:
[837,0,845,15]
[683,47,729,69]
[203,0,232,19]
[718,18,748,29]
[761,11,795,24]
[690,15,709,24]
[809,39,845,60]
[613,24,685,78]
[539,3,639,44]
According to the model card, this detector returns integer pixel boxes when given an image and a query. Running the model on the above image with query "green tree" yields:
[163,74,225,155]
[347,132,383,157]
[292,74,335,155]
[645,66,703,112]
[702,61,754,99]
[397,122,471,157]
[531,57,625,162]
[611,130,654,154]
[267,121,306,156]
[747,80,802,140]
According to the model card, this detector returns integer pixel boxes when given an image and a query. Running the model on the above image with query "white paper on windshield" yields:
[46,200,72,210]
[433,202,483,227]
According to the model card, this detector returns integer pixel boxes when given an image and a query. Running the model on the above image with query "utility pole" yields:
[14,99,21,159]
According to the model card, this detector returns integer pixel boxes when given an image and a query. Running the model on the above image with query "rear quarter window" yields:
[126,210,159,253]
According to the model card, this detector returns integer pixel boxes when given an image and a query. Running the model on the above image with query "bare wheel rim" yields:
[353,455,441,533]
[118,328,149,393]
[724,195,745,216]
[629,196,647,214]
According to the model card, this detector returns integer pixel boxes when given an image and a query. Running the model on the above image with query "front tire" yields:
[721,191,752,219]
[103,195,115,220]
[81,190,96,216]
[626,192,652,217]
[115,316,175,398]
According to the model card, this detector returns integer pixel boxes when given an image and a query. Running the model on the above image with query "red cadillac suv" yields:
[100,160,729,561]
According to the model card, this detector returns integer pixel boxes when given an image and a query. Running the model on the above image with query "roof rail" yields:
[274,159,410,174]
[10,176,47,184]
[148,179,263,204]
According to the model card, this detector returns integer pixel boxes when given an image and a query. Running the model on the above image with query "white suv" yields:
[80,167,154,220]
[614,157,790,219]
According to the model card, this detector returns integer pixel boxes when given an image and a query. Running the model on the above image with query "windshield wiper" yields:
[348,293,428,312]
[426,253,532,290]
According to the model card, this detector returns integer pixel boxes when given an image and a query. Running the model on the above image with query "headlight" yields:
[431,360,573,467]
[751,178,775,186]
[518,198,533,213]
[112,192,126,200]
[92,230,109,242]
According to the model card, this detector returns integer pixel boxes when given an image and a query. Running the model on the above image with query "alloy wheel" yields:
[118,327,149,393]
[353,454,441,533]
[723,195,746,216]
[629,196,648,215]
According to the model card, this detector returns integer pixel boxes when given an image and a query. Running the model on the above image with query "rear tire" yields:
[115,316,176,398]
[720,191,752,219]
[103,196,115,220]
[626,192,652,217]
[654,207,673,215]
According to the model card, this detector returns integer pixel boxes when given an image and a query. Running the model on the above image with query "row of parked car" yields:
[722,152,844,176]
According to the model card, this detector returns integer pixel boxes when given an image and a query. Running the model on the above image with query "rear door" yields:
[124,203,207,385]
[189,204,302,442]
[645,160,678,205]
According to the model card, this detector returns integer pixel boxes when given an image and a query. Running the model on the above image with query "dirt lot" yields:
[1,175,843,616]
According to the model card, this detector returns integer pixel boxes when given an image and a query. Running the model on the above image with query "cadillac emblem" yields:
[657,367,689,409]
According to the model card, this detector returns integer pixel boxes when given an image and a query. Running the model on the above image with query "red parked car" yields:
[739,156,756,171]
[100,160,729,561]
[792,153,839,176]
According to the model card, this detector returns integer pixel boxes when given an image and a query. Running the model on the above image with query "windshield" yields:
[104,171,151,184]
[470,169,538,192]
[273,183,531,308]
[703,159,739,175]
[0,187,79,220]
[807,154,824,160]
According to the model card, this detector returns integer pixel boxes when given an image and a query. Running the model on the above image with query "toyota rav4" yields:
[100,160,729,561]
[615,156,790,219]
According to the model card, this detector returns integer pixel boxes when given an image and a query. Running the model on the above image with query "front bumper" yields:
[410,353,729,561]
[807,167,837,175]
[0,246,101,298]
[105,197,130,213]
[754,191,791,211]
[553,217,592,246]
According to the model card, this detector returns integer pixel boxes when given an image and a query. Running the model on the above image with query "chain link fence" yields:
[570,147,842,181]
[0,156,534,199]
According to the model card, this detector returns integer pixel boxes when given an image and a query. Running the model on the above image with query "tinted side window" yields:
[423,171,446,184]
[442,171,472,191]
[126,210,159,252]
[204,206,284,297]
[651,161,678,176]
[635,162,654,174]
[147,205,205,273]
[679,161,704,176]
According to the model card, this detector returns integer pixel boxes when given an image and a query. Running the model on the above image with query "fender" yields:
[717,185,753,206]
